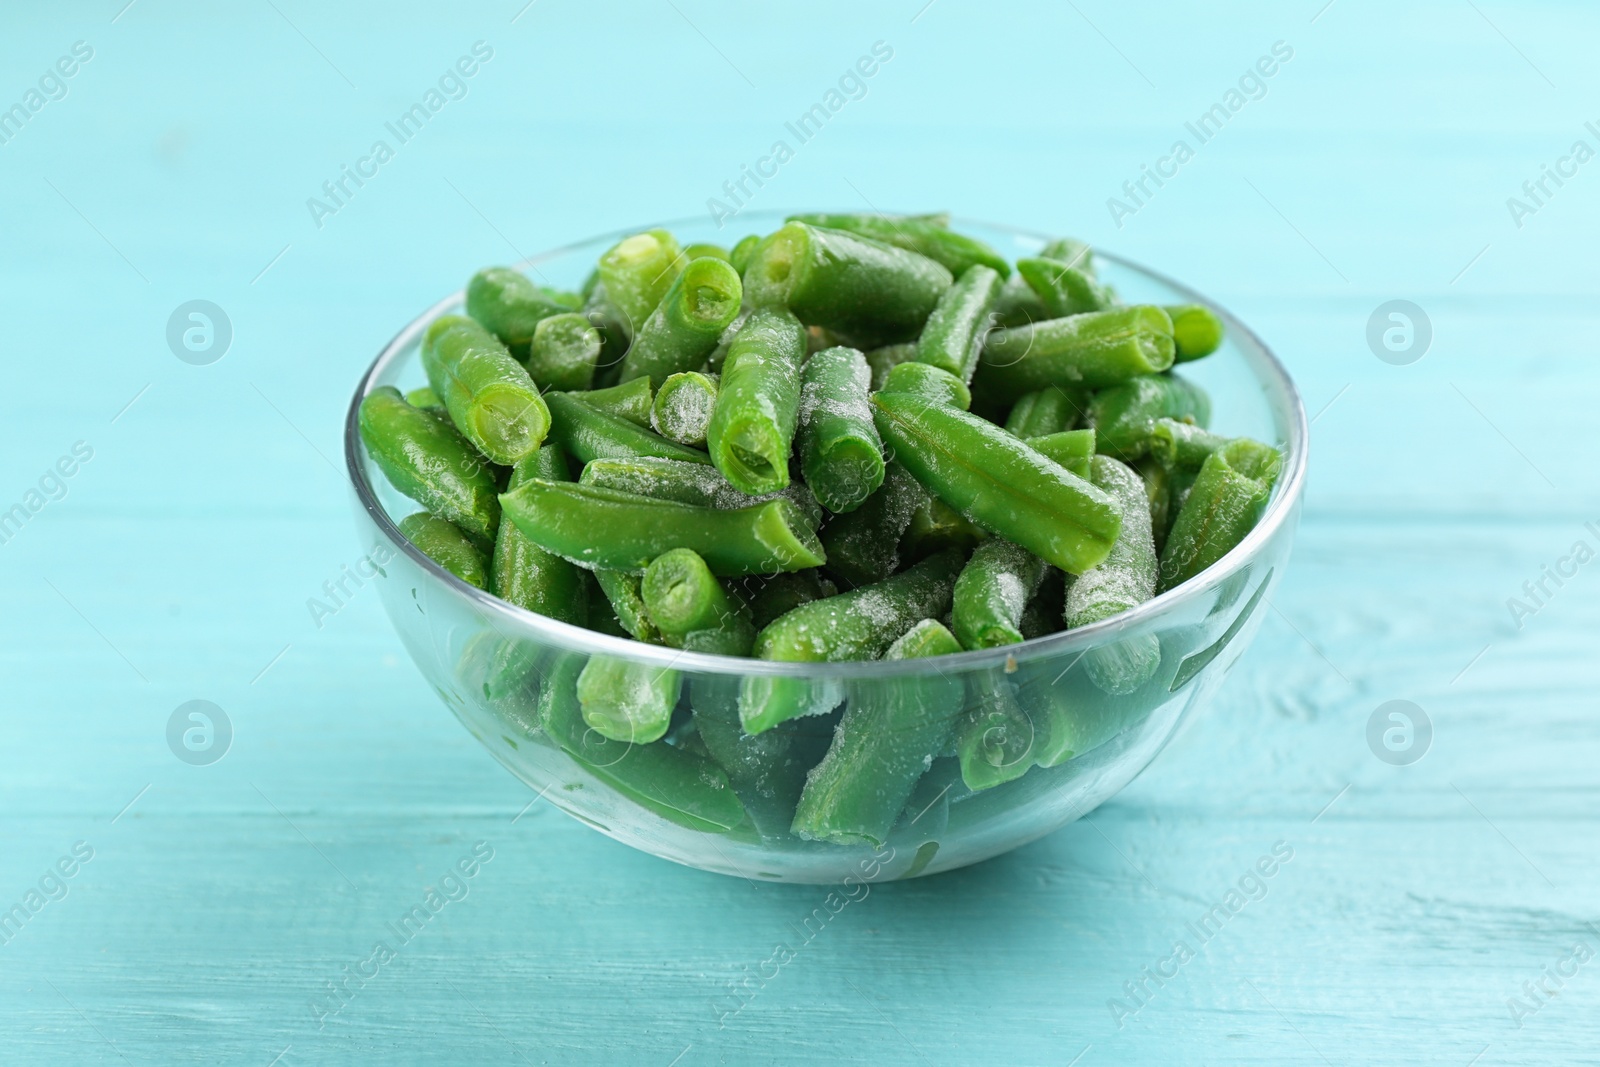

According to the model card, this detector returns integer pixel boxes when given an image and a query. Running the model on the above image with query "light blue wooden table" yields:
[4,2,1595,1063]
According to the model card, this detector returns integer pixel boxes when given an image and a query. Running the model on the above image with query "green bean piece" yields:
[404,385,444,414]
[465,267,570,358]
[1018,568,1067,639]
[871,392,1121,575]
[1037,237,1096,276]
[650,371,718,447]
[728,234,762,274]
[641,548,756,656]
[1026,429,1096,479]
[706,306,807,495]
[1067,456,1160,694]
[421,315,550,465]
[785,212,1009,279]
[501,480,825,577]
[900,497,986,562]
[791,619,965,846]
[620,257,744,387]
[879,361,972,411]
[581,278,635,370]
[797,346,885,514]
[538,656,744,832]
[682,242,729,262]
[1158,438,1282,592]
[992,272,1049,328]
[914,264,1002,383]
[1016,257,1113,318]
[358,386,500,550]
[544,390,711,466]
[740,549,965,733]
[579,456,823,529]
[525,312,603,392]
[1149,417,1229,471]
[704,309,749,374]
[744,222,953,346]
[1004,384,1091,437]
[692,677,827,839]
[952,538,1048,650]
[575,376,654,428]
[398,512,490,589]
[1088,373,1212,461]
[594,569,660,643]
[490,445,587,626]
[454,629,542,735]
[597,228,686,329]
[739,569,837,630]
[817,461,928,588]
[576,654,680,743]
[956,676,1036,791]
[978,306,1175,401]
[1166,304,1225,362]
[863,342,919,390]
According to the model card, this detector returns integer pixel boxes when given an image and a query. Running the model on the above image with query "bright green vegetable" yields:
[1016,257,1113,318]
[594,569,659,643]
[526,312,603,392]
[620,256,743,387]
[1026,429,1096,479]
[744,222,952,345]
[576,655,679,743]
[871,391,1122,575]
[956,676,1036,790]
[1158,438,1281,591]
[682,242,729,262]
[398,512,490,589]
[791,619,965,846]
[817,461,928,588]
[1067,456,1160,694]
[1004,384,1091,437]
[952,538,1048,650]
[491,445,587,625]
[1088,374,1212,461]
[359,386,500,550]
[500,480,825,577]
[1149,417,1229,471]
[728,234,762,274]
[1166,304,1225,361]
[978,306,1175,401]
[879,361,972,411]
[597,228,686,329]
[641,548,756,655]
[575,376,654,428]
[544,390,711,466]
[421,315,550,465]
[650,371,718,447]
[404,385,444,413]
[785,212,1009,279]
[797,346,884,514]
[466,267,570,358]
[579,455,823,529]
[706,306,807,495]
[915,264,1002,383]
[1038,237,1095,275]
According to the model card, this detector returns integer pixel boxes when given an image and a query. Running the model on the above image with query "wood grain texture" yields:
[2,1,1597,1063]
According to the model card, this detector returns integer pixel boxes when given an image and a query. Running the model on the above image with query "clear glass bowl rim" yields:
[343,211,1308,681]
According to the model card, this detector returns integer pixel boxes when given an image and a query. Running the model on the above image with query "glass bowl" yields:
[343,212,1307,883]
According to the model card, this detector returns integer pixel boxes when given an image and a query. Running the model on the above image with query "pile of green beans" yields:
[359,214,1282,843]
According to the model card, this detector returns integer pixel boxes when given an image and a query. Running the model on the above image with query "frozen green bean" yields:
[650,371,718,447]
[797,346,884,514]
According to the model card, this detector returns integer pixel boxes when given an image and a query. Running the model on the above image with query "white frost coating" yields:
[1065,457,1156,624]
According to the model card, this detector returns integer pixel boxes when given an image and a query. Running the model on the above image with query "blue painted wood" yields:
[2,1,1596,1063]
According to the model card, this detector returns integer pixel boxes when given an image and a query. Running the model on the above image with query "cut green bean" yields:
[490,445,587,626]
[728,234,761,274]
[421,315,550,465]
[597,228,686,329]
[915,264,1002,383]
[398,512,489,589]
[1026,429,1096,479]
[797,346,885,514]
[682,242,729,262]
[576,654,680,744]
[871,391,1121,575]
[1158,438,1281,592]
[574,376,654,428]
[1004,384,1091,437]
[466,267,570,358]
[1088,374,1212,461]
[1037,237,1096,276]
[359,386,500,549]
[786,212,1009,279]
[879,361,972,411]
[706,306,807,495]
[650,371,718,448]
[545,390,711,466]
[1166,304,1225,362]
[594,569,660,643]
[952,538,1048,650]
[538,656,744,832]
[791,619,964,846]
[620,256,743,387]
[1016,257,1113,318]
[641,548,756,656]
[501,480,825,576]
[1067,456,1160,694]
[579,455,823,529]
[1149,417,1229,471]
[977,306,1175,401]
[956,676,1036,791]
[404,386,444,414]
[863,342,919,391]
[818,461,928,588]
[526,312,603,392]
[745,222,952,345]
